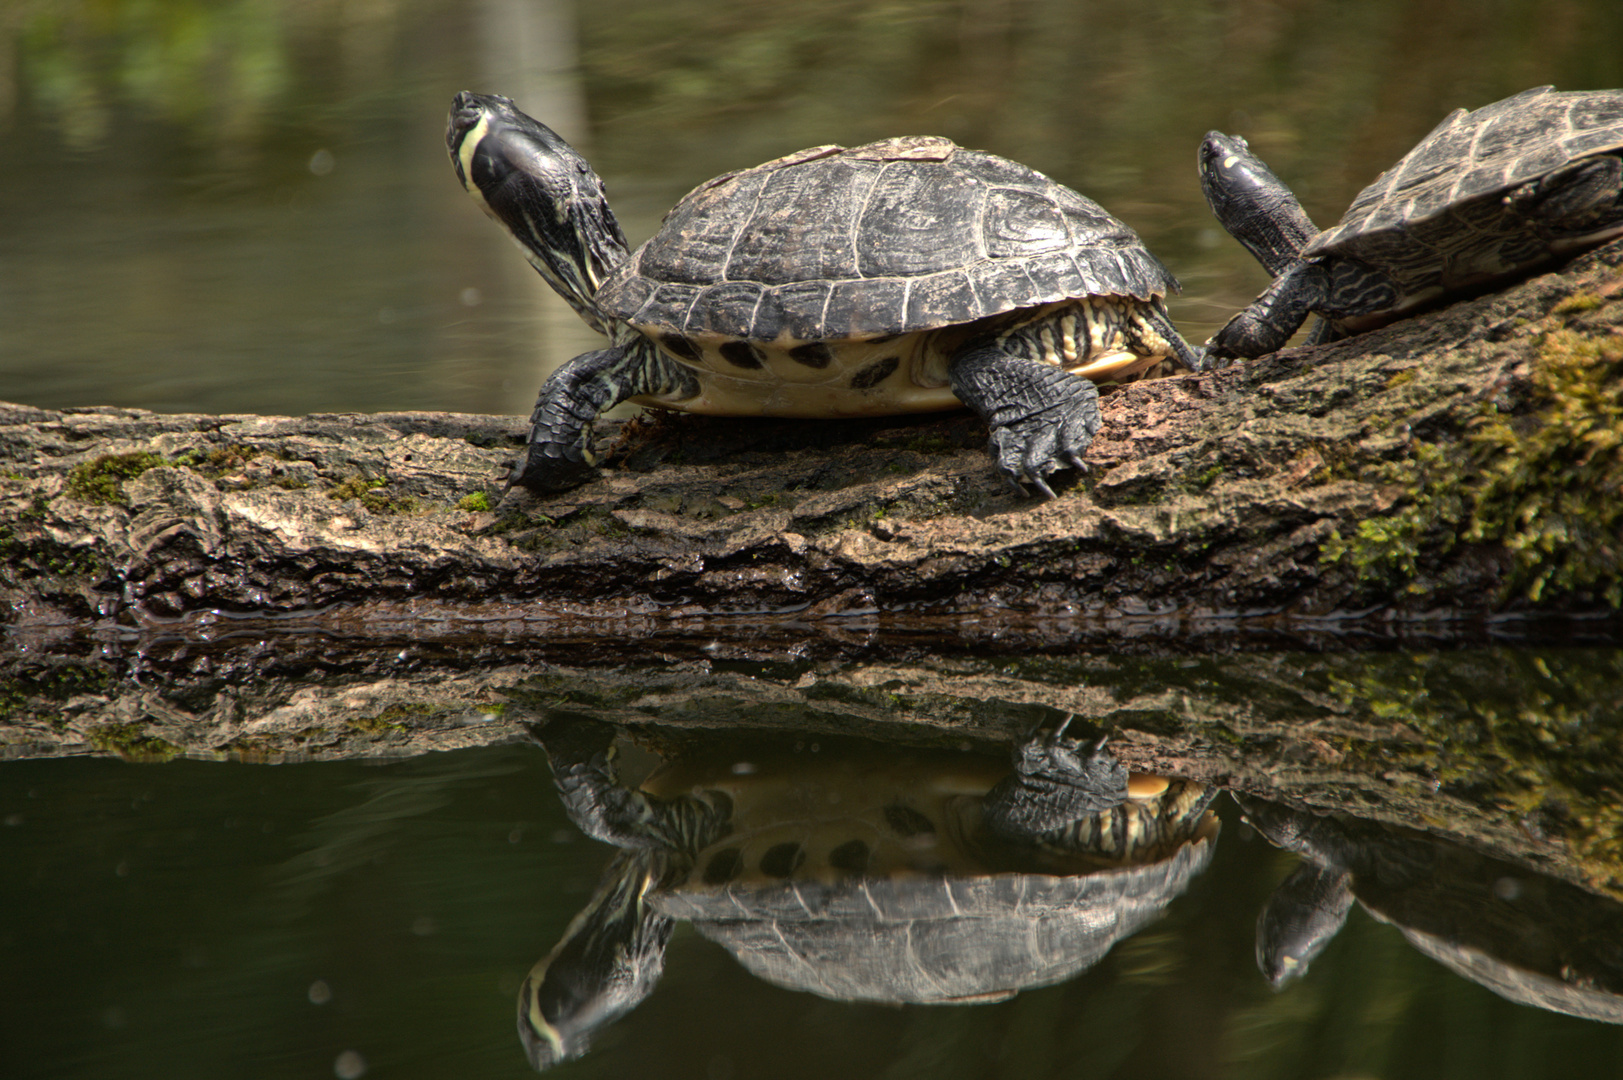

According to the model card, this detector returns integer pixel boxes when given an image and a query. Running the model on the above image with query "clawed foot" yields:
[988,405,1095,499]
[502,441,598,500]
[1012,715,1129,804]
[983,715,1131,838]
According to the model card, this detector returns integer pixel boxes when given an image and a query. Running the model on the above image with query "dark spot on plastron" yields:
[702,848,744,885]
[850,356,900,390]
[720,341,766,369]
[788,342,834,369]
[828,839,870,874]
[883,804,936,838]
[759,842,806,878]
[659,333,702,363]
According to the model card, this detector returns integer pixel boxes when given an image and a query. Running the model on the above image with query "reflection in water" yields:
[1240,795,1623,1025]
[520,717,1218,1069]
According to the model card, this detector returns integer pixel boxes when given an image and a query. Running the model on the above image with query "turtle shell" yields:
[595,136,1178,345]
[640,751,1217,1005]
[1305,86,1623,292]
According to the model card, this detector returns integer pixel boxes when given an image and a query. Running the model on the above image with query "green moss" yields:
[1551,292,1605,315]
[88,722,180,762]
[492,510,555,535]
[1320,328,1623,605]
[1385,368,1417,388]
[1328,650,1623,890]
[328,475,385,502]
[63,452,166,505]
[327,475,418,515]
[1465,329,1623,603]
[1186,460,1224,492]
[0,530,107,585]
[457,491,492,512]
[174,443,265,475]
[901,433,957,454]
[349,702,438,734]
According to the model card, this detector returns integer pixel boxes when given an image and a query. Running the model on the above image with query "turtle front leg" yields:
[949,343,1101,498]
[1208,260,1330,359]
[528,717,733,854]
[512,341,698,494]
[1212,258,1401,359]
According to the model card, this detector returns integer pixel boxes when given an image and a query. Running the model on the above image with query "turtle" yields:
[447,92,1216,498]
[517,716,1220,1069]
[1199,85,1623,359]
[1238,794,1623,1024]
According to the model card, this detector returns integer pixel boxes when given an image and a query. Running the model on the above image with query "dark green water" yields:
[4,0,1622,418]
[5,732,1622,1080]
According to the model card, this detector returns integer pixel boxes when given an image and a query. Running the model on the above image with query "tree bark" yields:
[6,242,1621,640]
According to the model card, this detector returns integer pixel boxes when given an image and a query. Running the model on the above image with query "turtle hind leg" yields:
[510,341,697,495]
[948,342,1100,498]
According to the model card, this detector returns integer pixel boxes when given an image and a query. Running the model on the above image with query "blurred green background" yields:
[2,0,1620,418]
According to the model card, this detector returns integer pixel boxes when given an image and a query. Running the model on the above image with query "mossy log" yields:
[5,242,1621,640]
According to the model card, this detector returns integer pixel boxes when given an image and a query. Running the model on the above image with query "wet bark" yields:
[4,241,1622,640]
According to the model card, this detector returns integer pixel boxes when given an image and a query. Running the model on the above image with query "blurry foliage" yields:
[9,0,1618,231]
[0,0,402,156]
[576,0,1623,250]
[5,0,293,149]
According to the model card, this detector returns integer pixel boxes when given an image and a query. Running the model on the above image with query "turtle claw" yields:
[505,440,598,496]
[983,716,1131,837]
[1027,469,1058,501]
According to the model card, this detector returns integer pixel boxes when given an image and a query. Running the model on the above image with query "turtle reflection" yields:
[1240,795,1623,1024]
[520,717,1219,1069]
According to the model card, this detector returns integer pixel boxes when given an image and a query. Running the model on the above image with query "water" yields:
[4,645,1623,1077]
[5,0,1621,418]
[3,2,1623,1077]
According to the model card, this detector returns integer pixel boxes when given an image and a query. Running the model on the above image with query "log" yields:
[5,241,1621,641]
[4,244,1621,896]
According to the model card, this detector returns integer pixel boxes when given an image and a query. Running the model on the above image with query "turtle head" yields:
[1198,131,1321,277]
[448,92,630,336]
[516,849,674,1069]
[1255,861,1355,988]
